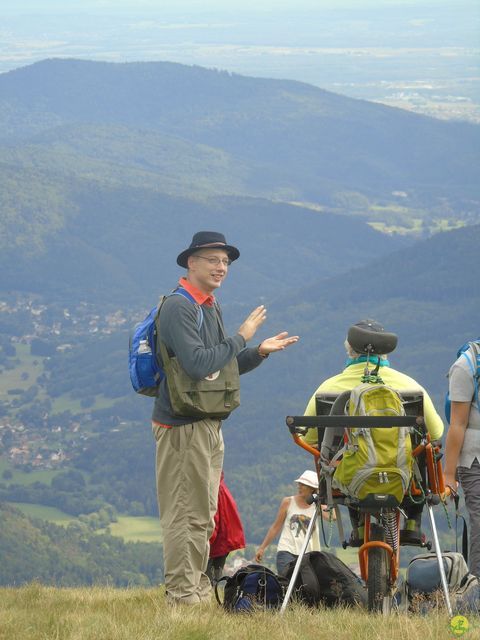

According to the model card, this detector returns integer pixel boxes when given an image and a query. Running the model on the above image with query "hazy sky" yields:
[4,0,478,12]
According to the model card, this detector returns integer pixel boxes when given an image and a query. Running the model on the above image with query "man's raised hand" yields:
[259,332,299,355]
[237,305,267,342]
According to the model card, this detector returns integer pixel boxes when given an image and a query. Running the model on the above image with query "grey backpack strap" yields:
[213,300,226,340]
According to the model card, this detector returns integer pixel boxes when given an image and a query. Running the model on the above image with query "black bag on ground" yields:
[215,564,288,612]
[285,551,367,608]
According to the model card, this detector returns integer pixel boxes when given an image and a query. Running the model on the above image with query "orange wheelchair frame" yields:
[283,413,452,614]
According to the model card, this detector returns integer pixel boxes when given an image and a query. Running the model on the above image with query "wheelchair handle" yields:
[286,415,424,432]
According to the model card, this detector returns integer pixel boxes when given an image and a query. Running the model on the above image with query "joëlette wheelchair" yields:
[281,325,452,615]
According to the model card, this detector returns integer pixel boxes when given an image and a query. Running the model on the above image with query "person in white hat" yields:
[255,470,331,575]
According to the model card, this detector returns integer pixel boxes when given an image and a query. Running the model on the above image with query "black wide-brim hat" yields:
[176,231,240,268]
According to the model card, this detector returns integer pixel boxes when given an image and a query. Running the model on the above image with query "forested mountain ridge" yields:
[0,185,405,307]
[0,58,478,231]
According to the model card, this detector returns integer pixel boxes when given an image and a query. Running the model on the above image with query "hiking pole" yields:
[280,495,320,615]
[426,497,453,617]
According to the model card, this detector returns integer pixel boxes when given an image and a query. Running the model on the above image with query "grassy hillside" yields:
[0,583,472,640]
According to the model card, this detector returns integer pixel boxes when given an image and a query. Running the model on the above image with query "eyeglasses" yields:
[194,255,232,267]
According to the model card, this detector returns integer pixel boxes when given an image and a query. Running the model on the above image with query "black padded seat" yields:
[348,324,398,355]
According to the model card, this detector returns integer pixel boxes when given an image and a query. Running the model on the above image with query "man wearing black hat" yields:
[302,319,443,546]
[152,231,299,605]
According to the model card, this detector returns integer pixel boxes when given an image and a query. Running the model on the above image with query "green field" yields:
[7,501,162,542]
[0,343,117,415]
[0,458,57,485]
[10,502,75,524]
[0,343,46,400]
[50,393,116,414]
[106,516,162,543]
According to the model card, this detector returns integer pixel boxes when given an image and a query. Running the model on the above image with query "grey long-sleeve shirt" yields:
[152,293,265,426]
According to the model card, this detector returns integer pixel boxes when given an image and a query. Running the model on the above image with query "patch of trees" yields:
[30,338,56,357]
[0,481,109,516]
[0,502,163,587]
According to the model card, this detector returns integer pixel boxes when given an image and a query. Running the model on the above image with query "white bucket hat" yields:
[294,470,318,489]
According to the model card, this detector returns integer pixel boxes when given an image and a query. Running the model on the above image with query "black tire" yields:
[367,523,390,613]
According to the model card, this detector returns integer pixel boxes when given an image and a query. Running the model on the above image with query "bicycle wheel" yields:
[367,522,390,613]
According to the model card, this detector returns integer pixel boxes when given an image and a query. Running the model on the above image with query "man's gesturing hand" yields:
[238,305,267,342]
[258,332,299,355]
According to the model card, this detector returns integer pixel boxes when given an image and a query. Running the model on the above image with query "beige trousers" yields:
[153,419,224,599]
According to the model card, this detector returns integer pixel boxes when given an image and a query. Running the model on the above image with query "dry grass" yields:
[0,584,476,640]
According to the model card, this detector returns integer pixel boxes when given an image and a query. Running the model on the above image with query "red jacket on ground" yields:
[209,473,246,558]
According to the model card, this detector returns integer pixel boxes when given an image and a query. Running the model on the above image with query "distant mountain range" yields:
[0,58,479,238]
[1,58,479,307]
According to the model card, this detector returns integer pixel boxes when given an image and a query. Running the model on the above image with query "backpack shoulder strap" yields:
[461,342,480,410]
[471,342,480,377]
[213,300,227,340]
[171,287,204,329]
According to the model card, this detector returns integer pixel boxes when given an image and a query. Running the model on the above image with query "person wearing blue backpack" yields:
[444,339,480,578]
[151,231,299,606]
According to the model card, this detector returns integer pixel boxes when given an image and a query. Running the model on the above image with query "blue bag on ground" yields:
[215,564,288,612]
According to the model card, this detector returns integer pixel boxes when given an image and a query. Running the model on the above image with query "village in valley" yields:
[0,295,133,473]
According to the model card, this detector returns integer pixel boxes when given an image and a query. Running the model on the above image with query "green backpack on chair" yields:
[333,383,413,503]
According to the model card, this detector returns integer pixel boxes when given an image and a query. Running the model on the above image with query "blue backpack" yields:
[129,287,203,396]
[445,340,480,423]
[215,564,288,612]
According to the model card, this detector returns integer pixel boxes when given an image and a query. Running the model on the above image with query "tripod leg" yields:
[280,497,320,614]
[426,502,453,617]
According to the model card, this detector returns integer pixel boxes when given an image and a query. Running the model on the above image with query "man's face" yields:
[187,248,230,293]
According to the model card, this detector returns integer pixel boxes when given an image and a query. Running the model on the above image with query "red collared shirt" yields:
[178,277,215,307]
